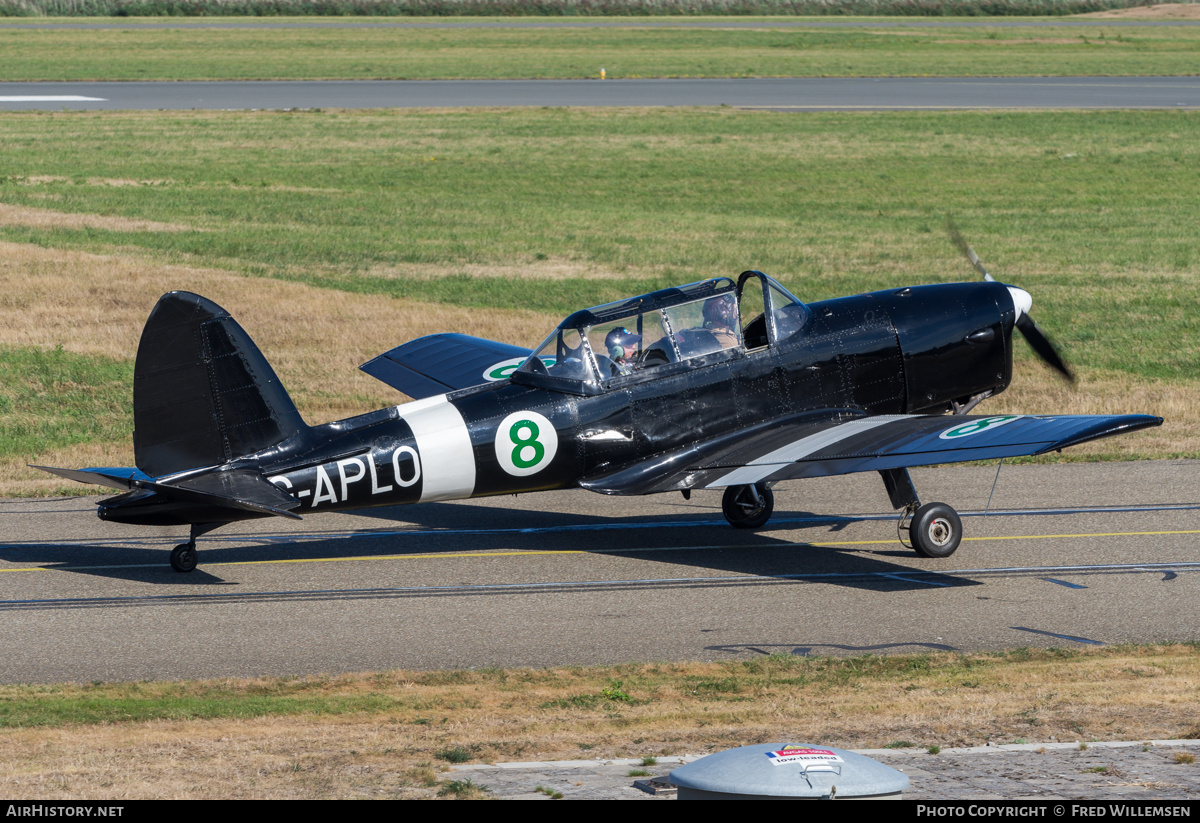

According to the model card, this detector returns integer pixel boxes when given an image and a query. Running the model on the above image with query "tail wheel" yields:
[910,502,962,558]
[722,483,774,530]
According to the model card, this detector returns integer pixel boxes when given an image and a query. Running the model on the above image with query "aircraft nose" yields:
[1007,286,1032,321]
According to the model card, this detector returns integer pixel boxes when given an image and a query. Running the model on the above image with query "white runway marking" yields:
[0,95,106,102]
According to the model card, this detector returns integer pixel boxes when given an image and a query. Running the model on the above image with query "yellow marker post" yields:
[600,68,606,80]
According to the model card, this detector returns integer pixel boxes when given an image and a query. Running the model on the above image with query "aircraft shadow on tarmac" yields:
[1,499,979,592]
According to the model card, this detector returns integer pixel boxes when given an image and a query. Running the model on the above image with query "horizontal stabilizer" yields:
[30,465,151,492]
[31,465,302,520]
[580,412,1164,496]
[361,334,533,399]
[147,468,303,519]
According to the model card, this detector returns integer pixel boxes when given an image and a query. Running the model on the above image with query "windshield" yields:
[521,327,595,383]
[514,276,784,393]
[737,270,812,349]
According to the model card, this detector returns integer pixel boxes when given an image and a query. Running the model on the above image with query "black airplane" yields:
[35,253,1161,572]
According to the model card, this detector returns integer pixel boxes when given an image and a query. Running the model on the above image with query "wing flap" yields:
[360,334,533,399]
[579,413,1163,496]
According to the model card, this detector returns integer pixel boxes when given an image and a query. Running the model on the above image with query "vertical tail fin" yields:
[133,291,306,477]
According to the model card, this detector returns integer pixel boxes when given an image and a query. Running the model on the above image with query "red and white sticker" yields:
[764,746,844,766]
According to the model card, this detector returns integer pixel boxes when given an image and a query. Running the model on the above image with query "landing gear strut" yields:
[169,522,221,573]
[882,468,963,559]
[721,483,774,529]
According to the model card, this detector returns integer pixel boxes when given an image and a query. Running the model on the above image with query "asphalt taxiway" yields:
[1,459,1197,684]
[2,77,1200,111]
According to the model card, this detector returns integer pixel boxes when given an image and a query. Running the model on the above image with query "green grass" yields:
[0,0,1161,19]
[3,107,1200,382]
[4,108,1200,465]
[1,18,1199,80]
[0,346,133,458]
[0,680,406,726]
[0,645,1188,729]
[435,745,475,762]
[437,777,489,797]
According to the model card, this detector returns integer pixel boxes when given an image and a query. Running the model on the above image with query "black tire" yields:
[170,543,198,573]
[722,483,774,530]
[910,502,962,558]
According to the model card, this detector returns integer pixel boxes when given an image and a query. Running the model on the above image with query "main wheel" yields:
[910,502,962,558]
[170,543,198,573]
[721,483,774,530]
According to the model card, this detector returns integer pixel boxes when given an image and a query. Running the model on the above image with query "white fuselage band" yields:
[397,395,477,502]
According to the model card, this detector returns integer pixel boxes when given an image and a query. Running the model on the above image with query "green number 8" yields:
[510,419,544,469]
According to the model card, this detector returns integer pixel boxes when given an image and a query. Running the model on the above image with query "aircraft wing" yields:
[578,411,1163,496]
[360,334,533,400]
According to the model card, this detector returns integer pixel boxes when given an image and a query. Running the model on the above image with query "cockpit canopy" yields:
[513,271,810,395]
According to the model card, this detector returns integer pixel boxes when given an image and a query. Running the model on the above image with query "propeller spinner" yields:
[947,219,1075,384]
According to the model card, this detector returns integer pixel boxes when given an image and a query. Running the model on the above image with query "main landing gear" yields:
[717,468,964,559]
[170,542,197,573]
[170,522,221,573]
[899,500,963,558]
[883,467,963,558]
[721,482,775,529]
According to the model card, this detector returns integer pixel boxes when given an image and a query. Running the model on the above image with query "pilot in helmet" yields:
[605,327,642,374]
[703,294,739,349]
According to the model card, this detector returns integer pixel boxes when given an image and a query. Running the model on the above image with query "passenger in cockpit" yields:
[605,327,642,375]
[702,295,739,349]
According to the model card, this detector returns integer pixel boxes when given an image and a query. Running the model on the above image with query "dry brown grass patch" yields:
[987,361,1200,458]
[1,647,1198,799]
[0,441,135,497]
[1078,2,1200,18]
[0,717,437,800]
[0,203,194,234]
[1,240,564,494]
[9,175,175,188]
[0,240,554,401]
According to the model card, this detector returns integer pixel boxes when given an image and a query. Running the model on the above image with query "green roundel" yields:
[484,356,555,382]
[938,415,1022,440]
[495,410,558,476]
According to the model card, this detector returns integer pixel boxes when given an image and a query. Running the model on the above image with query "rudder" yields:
[133,291,307,477]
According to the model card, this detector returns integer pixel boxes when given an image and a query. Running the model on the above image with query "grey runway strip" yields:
[2,77,1199,111]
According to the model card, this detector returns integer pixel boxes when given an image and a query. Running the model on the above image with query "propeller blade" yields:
[947,218,1075,384]
[947,217,994,282]
[1016,314,1075,384]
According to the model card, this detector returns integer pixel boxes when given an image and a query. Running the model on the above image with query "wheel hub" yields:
[927,517,951,546]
